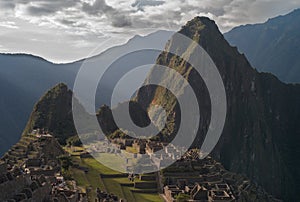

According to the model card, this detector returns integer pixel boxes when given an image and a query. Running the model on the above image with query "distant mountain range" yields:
[225,8,300,83]
[0,30,173,156]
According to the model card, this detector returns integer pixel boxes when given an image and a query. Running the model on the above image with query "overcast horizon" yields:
[0,0,300,63]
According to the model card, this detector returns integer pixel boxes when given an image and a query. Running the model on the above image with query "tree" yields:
[58,155,73,171]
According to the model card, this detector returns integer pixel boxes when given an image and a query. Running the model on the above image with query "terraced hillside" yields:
[65,146,163,202]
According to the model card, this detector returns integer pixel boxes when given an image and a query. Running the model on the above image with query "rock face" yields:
[22,83,76,144]
[225,8,300,83]
[135,17,300,201]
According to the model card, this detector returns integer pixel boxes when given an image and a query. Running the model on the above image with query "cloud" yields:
[0,0,300,62]
[0,21,19,29]
[82,0,132,27]
[14,0,80,16]
[132,0,165,11]
[6,0,300,32]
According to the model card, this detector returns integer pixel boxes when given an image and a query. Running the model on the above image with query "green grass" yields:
[133,193,163,202]
[102,178,136,201]
[81,156,122,175]
[122,186,137,201]
[69,157,107,201]
[66,147,163,202]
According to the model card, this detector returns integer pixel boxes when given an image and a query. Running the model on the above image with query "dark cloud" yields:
[0,0,15,9]
[82,0,132,27]
[82,0,113,15]
[18,0,80,16]
[59,19,76,26]
[26,5,55,15]
[132,0,165,11]
[111,15,132,27]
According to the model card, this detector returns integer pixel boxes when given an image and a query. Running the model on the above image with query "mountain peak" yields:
[52,82,68,92]
[178,16,228,52]
[187,16,218,28]
[180,16,220,37]
[175,16,250,76]
[136,14,300,200]
[22,83,76,144]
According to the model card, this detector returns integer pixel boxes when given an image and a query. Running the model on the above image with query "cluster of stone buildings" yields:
[101,138,185,173]
[162,151,235,202]
[164,183,234,202]
[162,150,280,202]
[0,130,87,202]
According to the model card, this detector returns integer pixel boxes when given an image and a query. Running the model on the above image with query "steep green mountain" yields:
[0,54,79,155]
[20,84,148,145]
[224,8,300,83]
[22,83,76,144]
[135,17,300,201]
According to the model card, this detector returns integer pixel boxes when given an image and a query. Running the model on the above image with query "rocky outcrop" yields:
[135,17,300,201]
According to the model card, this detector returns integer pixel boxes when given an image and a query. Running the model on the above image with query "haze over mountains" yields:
[0,30,173,155]
[225,8,300,83]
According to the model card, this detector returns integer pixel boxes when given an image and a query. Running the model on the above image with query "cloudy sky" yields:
[0,0,299,63]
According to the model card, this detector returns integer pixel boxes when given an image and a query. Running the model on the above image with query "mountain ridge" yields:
[225,8,300,83]
[0,30,174,65]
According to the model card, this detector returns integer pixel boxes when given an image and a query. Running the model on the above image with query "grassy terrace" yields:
[65,146,163,202]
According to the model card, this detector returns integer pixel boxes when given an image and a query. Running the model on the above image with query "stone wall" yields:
[134,181,157,189]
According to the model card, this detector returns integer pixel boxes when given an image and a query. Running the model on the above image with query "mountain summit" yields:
[22,83,76,144]
[135,16,300,200]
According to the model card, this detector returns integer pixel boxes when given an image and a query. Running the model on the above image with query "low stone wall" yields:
[131,189,158,193]
[100,173,128,178]
[120,183,134,187]
[140,175,156,181]
[134,181,157,189]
